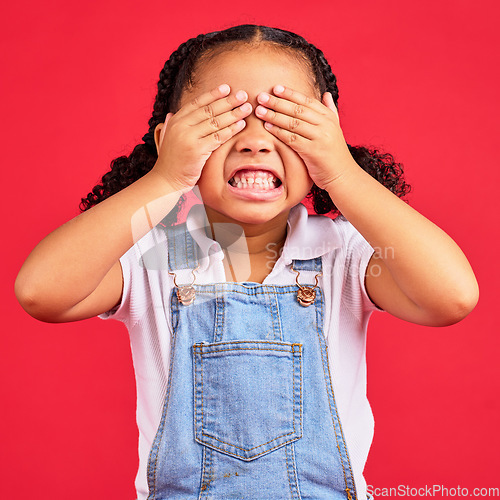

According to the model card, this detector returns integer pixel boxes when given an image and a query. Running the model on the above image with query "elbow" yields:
[429,280,480,327]
[14,273,59,323]
[15,274,42,321]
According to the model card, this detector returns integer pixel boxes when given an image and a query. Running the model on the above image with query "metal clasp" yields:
[291,266,322,307]
[168,265,200,306]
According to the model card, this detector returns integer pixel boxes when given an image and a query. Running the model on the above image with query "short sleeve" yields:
[97,226,167,327]
[97,249,133,324]
[334,217,385,317]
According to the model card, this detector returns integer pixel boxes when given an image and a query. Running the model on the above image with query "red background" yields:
[2,0,498,498]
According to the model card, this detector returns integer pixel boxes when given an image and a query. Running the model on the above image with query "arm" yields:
[254,85,478,326]
[15,83,253,323]
[325,163,479,326]
[15,170,183,322]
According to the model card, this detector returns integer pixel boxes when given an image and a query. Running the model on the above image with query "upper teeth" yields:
[229,170,279,189]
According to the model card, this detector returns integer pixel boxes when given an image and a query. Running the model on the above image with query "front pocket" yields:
[192,340,303,461]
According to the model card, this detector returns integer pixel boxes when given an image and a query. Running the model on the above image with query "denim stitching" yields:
[161,233,357,496]
[195,341,302,460]
[195,286,305,296]
[198,438,301,461]
[198,349,300,451]
[289,442,302,499]
[285,443,294,499]
[214,285,224,342]
[198,446,208,499]
[145,290,180,499]
[200,429,297,452]
[198,346,299,354]
[195,339,301,349]
[270,285,283,341]
[314,289,357,500]
[207,447,214,496]
[285,442,302,499]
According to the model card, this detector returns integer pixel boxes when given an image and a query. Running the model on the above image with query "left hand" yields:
[255,85,356,190]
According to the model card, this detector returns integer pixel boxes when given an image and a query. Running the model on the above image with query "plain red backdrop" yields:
[2,0,498,498]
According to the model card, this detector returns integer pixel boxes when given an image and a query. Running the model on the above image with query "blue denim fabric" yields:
[146,224,358,499]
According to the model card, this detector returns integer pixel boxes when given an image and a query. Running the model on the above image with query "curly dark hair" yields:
[79,24,411,219]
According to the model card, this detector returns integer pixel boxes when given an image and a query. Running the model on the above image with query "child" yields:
[15,24,478,500]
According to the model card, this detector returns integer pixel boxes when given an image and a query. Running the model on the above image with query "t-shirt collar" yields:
[185,203,342,271]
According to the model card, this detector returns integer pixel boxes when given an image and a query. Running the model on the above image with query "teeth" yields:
[228,169,282,190]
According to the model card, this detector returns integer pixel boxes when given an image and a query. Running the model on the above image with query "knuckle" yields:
[293,104,304,116]
[287,132,298,144]
[209,116,220,129]
[213,131,222,144]
[191,96,200,107]
[203,104,215,117]
[289,118,300,130]
[304,95,314,105]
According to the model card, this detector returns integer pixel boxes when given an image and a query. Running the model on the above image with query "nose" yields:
[232,111,275,154]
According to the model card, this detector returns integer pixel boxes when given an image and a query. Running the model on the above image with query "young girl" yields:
[15,24,478,500]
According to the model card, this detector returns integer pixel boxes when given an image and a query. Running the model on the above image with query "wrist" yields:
[147,167,194,196]
[321,159,360,194]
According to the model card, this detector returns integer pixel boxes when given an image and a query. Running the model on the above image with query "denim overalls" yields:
[145,223,358,500]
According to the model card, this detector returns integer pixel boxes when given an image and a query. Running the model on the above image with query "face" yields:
[180,45,318,228]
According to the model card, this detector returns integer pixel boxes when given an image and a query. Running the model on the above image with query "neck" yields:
[204,208,288,254]
[202,206,290,282]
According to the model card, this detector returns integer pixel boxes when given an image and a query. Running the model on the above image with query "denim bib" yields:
[146,223,358,499]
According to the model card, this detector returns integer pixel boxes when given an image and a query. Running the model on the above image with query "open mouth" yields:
[228,169,282,190]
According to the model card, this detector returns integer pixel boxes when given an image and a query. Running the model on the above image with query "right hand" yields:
[151,84,253,192]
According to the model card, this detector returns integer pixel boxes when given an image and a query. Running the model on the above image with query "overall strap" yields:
[292,256,323,273]
[162,222,200,273]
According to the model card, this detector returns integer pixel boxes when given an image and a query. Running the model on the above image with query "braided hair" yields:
[79,24,411,219]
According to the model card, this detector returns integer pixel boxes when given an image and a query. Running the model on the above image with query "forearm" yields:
[15,169,182,308]
[326,160,479,314]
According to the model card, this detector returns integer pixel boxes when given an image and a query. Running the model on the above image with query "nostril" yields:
[241,148,271,153]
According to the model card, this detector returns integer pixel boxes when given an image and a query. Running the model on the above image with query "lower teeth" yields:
[229,179,279,189]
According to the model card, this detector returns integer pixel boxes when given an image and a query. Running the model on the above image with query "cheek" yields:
[282,149,313,185]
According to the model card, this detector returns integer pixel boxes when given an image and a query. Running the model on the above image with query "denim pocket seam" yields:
[193,340,303,461]
[285,442,302,499]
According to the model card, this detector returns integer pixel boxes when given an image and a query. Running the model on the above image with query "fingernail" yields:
[219,84,230,93]
[236,90,247,101]
[256,105,267,115]
[274,85,285,94]
[259,93,270,103]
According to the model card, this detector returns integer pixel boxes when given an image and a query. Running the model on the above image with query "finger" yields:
[159,113,173,148]
[173,84,231,120]
[182,85,249,126]
[261,121,311,151]
[198,100,253,139]
[255,104,316,141]
[257,86,326,125]
[191,88,251,127]
[323,92,338,115]
[200,119,247,153]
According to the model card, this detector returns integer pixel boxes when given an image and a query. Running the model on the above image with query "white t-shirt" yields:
[99,203,384,500]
